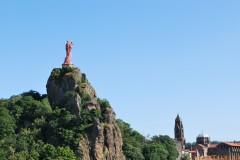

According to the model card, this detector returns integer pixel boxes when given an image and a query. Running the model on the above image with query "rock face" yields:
[46,67,125,160]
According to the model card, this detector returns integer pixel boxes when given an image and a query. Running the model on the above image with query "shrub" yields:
[97,98,111,108]
[64,91,77,99]
[81,94,91,105]
[80,108,102,124]
[51,67,76,79]
[51,68,61,77]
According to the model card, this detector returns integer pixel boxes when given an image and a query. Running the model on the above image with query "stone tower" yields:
[174,114,186,146]
[196,133,211,147]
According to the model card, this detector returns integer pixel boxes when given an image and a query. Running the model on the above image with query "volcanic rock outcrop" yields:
[46,67,125,160]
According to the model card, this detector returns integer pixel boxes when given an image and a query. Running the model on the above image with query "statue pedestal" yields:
[62,63,74,68]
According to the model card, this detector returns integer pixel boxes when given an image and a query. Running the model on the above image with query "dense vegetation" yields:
[0,90,177,159]
[0,91,77,160]
[117,119,178,160]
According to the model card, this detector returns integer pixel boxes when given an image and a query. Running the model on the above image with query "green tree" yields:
[41,144,76,160]
[0,107,16,139]
[182,153,191,160]
[0,149,7,160]
[123,143,144,160]
[116,119,145,160]
[56,146,76,160]
[151,135,178,160]
[41,144,58,159]
[143,143,168,160]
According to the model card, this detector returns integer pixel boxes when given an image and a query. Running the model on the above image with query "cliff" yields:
[46,67,125,160]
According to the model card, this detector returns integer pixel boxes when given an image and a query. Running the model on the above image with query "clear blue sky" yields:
[0,1,239,142]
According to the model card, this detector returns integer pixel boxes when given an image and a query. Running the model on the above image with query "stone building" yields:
[173,115,240,159]
[216,142,240,158]
[196,133,211,147]
[187,133,240,159]
[175,114,186,146]
[187,133,211,158]
[195,144,208,157]
[207,144,217,155]
[174,114,186,160]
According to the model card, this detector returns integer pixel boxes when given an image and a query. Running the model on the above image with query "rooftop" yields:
[197,133,209,138]
[224,142,240,147]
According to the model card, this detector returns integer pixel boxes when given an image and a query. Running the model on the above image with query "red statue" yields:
[62,41,74,67]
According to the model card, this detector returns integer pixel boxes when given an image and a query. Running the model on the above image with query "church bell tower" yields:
[174,114,186,146]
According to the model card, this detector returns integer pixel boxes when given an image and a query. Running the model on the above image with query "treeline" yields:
[117,119,178,160]
[0,90,177,160]
[0,91,77,159]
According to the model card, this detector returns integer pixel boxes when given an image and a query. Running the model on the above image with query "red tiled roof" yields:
[209,144,217,148]
[224,142,240,147]
[197,144,207,148]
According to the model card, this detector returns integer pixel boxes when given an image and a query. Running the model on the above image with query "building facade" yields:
[216,142,240,158]
[186,134,240,159]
